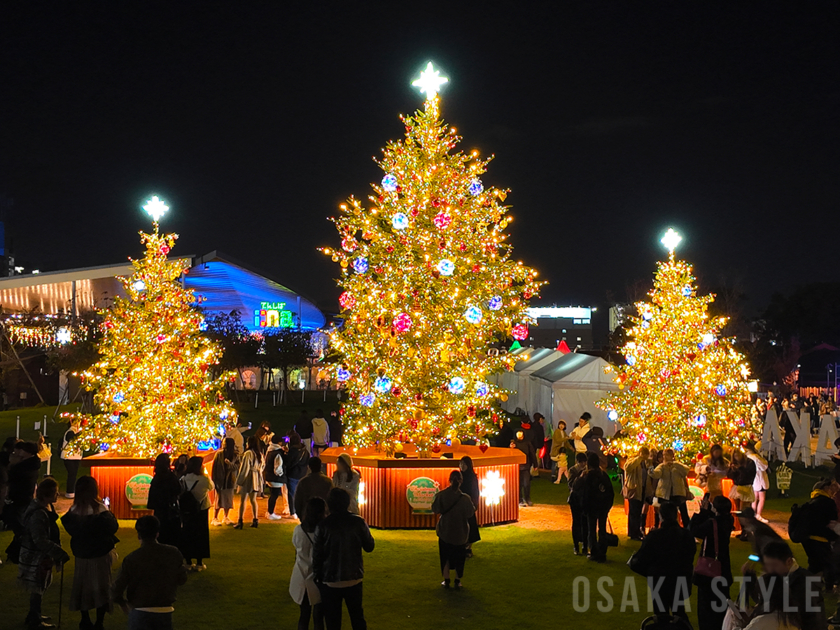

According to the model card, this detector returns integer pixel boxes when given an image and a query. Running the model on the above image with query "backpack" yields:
[788,502,815,543]
[178,480,200,523]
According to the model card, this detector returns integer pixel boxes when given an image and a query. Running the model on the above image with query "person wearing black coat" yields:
[146,454,182,547]
[631,502,697,621]
[574,452,615,563]
[689,495,734,630]
[531,413,547,468]
[459,456,481,557]
[5,442,41,550]
[567,452,590,556]
[800,479,839,577]
[512,430,537,507]
[283,433,310,519]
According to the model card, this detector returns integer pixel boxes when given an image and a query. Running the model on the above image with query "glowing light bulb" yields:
[660,228,682,254]
[480,469,506,506]
[143,196,169,222]
[411,61,449,99]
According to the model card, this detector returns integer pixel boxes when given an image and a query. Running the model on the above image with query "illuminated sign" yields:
[254,301,294,328]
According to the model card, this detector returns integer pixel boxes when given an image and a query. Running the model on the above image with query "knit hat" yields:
[338,453,354,469]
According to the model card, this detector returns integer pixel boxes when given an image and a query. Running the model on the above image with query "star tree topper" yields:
[143,195,169,223]
[660,228,682,256]
[411,62,449,99]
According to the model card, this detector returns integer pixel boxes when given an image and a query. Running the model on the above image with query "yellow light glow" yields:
[480,469,506,506]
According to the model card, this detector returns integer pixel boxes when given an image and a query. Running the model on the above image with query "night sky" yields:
[1,2,837,314]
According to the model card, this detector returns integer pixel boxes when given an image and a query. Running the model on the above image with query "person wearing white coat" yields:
[290,496,327,630]
[745,442,770,523]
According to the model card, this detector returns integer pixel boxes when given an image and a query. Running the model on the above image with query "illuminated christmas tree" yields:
[324,63,543,451]
[599,229,755,457]
[72,197,236,458]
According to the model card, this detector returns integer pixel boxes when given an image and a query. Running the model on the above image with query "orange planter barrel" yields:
[321,445,525,529]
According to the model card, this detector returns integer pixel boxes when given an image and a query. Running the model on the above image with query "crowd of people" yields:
[4,400,840,629]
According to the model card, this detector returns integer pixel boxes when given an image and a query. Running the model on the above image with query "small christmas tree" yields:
[599,229,755,456]
[324,63,543,451]
[72,197,235,458]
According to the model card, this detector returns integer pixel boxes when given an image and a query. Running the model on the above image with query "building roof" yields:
[0,251,326,332]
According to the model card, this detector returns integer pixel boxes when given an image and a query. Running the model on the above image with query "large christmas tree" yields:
[72,197,236,458]
[324,63,542,451]
[599,229,755,456]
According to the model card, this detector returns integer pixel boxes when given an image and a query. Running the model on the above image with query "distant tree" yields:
[262,329,313,397]
[203,310,261,396]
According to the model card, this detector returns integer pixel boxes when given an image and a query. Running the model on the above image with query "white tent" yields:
[499,349,619,434]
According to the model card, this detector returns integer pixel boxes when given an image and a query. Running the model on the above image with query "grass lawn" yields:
[0,404,836,629]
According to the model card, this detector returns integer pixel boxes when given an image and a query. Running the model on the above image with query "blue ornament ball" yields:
[381,174,398,192]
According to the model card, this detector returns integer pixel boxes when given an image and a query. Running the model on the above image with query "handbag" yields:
[604,518,619,547]
[694,519,722,578]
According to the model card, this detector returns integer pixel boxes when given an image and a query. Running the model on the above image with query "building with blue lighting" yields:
[0,251,327,333]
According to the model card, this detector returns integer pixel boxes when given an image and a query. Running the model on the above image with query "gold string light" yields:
[598,229,755,458]
[321,63,544,452]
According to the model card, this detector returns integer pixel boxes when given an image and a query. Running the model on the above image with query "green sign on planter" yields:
[406,477,440,514]
[125,473,153,509]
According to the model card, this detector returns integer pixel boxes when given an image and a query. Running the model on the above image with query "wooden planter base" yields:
[320,445,525,529]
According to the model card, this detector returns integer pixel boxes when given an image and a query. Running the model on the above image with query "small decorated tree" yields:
[72,197,236,458]
[599,229,755,456]
[323,63,543,451]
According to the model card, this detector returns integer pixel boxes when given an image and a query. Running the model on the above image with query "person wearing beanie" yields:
[333,453,362,514]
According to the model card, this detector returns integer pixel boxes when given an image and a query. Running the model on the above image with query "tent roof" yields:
[532,353,618,391]
[513,347,556,370]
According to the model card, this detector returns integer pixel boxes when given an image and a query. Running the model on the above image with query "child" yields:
[550,420,569,484]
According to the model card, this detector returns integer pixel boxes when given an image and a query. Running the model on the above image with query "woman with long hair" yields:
[290,497,327,630]
[211,438,238,525]
[695,443,729,499]
[18,477,70,629]
[331,453,361,514]
[432,470,476,589]
[146,453,181,546]
[180,456,214,570]
[61,476,119,629]
[458,456,481,558]
[234,436,264,529]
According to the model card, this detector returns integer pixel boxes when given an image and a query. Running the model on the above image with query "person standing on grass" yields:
[332,454,361,515]
[432,470,476,589]
[689,495,733,630]
[623,446,651,541]
[147,454,182,547]
[111,515,189,630]
[234,436,263,529]
[569,413,592,454]
[311,410,330,458]
[314,488,375,630]
[210,438,237,526]
[265,433,289,520]
[179,456,214,571]
[575,451,614,563]
[295,457,333,522]
[650,448,691,528]
[458,456,481,558]
[226,419,247,457]
[296,410,314,455]
[61,476,119,630]
[512,430,537,507]
[18,477,70,630]
[285,432,310,521]
[327,411,343,448]
[291,497,327,630]
[630,502,696,622]
[567,451,589,556]
[550,420,569,483]
[6,441,43,563]
[60,421,83,498]
[531,412,547,469]
[745,442,770,523]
